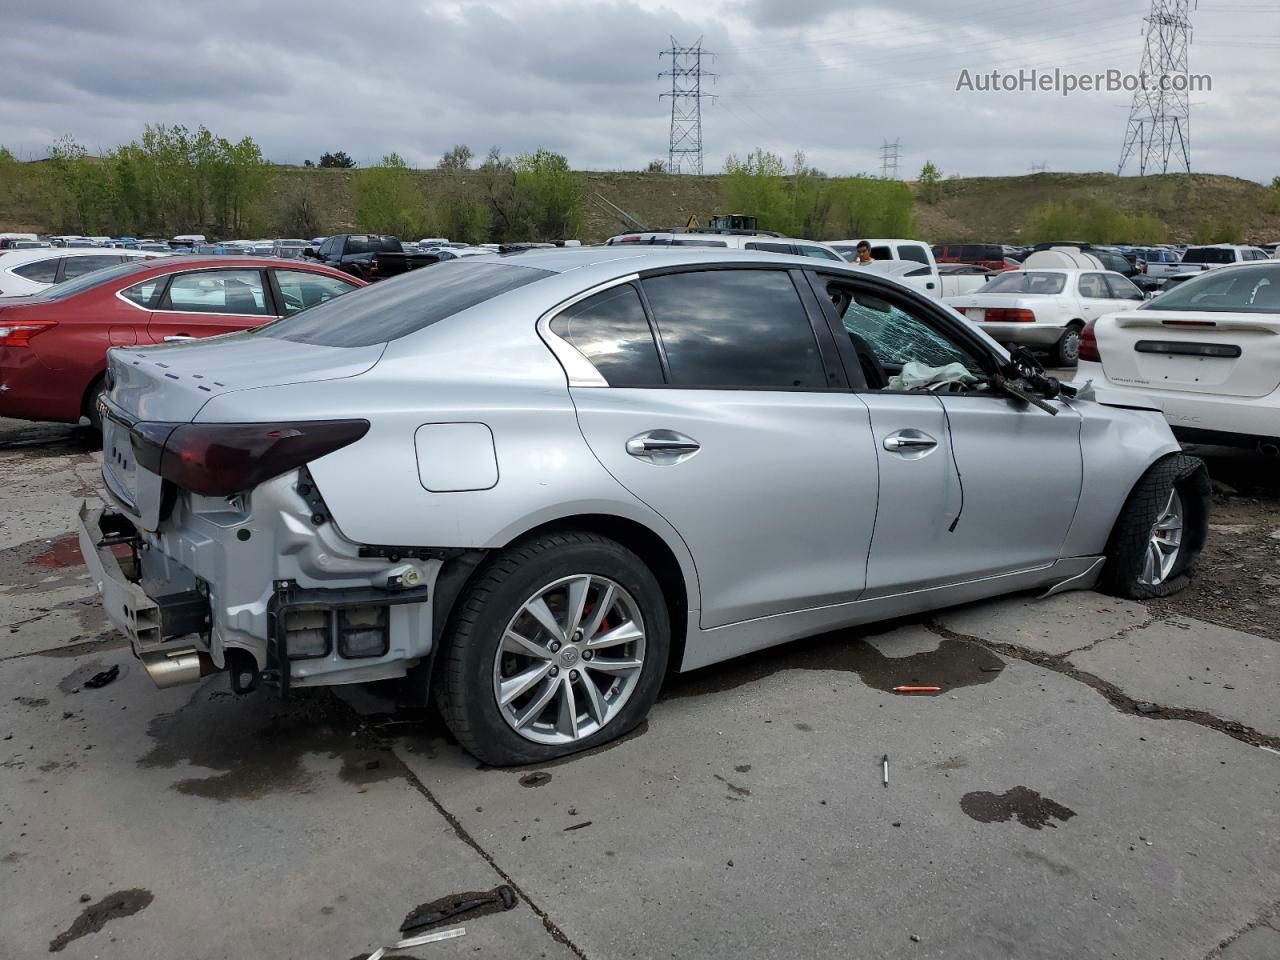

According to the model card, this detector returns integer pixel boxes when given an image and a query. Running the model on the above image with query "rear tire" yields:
[1050,324,1082,367]
[434,531,669,766]
[1100,454,1209,600]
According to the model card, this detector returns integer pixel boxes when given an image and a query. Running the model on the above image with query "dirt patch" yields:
[1149,454,1280,641]
[960,786,1076,830]
[49,888,153,952]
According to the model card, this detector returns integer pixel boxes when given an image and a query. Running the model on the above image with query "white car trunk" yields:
[1097,310,1280,398]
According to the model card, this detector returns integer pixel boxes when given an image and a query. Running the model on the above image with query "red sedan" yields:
[0,256,364,429]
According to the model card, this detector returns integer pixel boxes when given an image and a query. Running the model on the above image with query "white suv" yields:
[0,248,169,298]
[604,231,845,261]
[1179,244,1270,272]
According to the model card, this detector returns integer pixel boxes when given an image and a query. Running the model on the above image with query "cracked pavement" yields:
[1,420,1277,959]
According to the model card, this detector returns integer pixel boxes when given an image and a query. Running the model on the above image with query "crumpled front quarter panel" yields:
[1059,399,1181,557]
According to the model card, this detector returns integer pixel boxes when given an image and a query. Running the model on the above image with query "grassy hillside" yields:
[3,164,1278,244]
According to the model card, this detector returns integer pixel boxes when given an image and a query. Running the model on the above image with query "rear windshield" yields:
[1181,247,1236,265]
[29,260,151,301]
[257,259,553,347]
[981,271,1066,295]
[948,244,1003,260]
[1146,264,1280,313]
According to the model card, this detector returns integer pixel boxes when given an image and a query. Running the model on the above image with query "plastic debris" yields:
[395,927,466,948]
[83,665,119,689]
[892,685,941,693]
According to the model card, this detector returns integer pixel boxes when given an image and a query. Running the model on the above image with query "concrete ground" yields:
[1,420,1277,960]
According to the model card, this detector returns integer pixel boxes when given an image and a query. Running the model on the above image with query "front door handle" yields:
[163,335,196,342]
[883,430,939,455]
[626,430,700,464]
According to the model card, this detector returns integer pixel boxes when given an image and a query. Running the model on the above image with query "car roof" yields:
[0,248,160,266]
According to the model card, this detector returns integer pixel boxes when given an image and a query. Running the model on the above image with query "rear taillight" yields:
[0,320,57,346]
[1079,320,1100,362]
[130,419,369,497]
[983,308,1036,323]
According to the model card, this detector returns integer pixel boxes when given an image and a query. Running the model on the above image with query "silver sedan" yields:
[81,247,1209,765]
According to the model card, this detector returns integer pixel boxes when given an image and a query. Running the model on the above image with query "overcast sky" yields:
[0,0,1275,181]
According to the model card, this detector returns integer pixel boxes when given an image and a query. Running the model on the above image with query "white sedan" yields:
[946,268,1146,366]
[1077,261,1280,452]
[0,248,169,298]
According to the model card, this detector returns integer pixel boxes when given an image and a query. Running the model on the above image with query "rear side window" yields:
[260,260,552,347]
[1078,273,1109,298]
[549,284,664,386]
[671,238,727,247]
[898,245,931,265]
[642,269,825,389]
[61,255,124,281]
[12,258,59,283]
[745,241,794,254]
[121,278,162,308]
[797,244,843,261]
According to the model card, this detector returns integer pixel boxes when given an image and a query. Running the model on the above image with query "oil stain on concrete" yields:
[960,786,1077,830]
[664,627,1004,700]
[49,888,153,952]
[138,681,397,801]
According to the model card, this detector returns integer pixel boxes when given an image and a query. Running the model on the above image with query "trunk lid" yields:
[1097,309,1280,398]
[102,333,384,529]
[106,332,385,423]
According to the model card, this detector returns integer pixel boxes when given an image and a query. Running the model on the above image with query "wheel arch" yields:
[429,511,697,679]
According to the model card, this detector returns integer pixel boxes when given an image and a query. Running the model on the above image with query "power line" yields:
[1118,0,1196,175]
[880,139,901,180]
[659,36,716,175]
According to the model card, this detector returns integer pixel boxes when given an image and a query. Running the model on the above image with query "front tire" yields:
[435,531,670,766]
[1100,454,1209,599]
[1050,324,1082,367]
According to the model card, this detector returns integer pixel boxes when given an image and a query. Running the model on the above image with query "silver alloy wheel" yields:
[492,574,647,745]
[1137,488,1184,587]
[1059,328,1081,362]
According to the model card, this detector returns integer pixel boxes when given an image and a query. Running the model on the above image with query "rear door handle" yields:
[163,335,196,342]
[626,430,700,463]
[883,430,938,454]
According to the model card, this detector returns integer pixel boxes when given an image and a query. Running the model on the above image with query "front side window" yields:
[61,255,124,281]
[166,270,270,315]
[1181,247,1235,265]
[1078,273,1109,299]
[260,260,552,347]
[11,258,60,284]
[345,236,370,255]
[549,284,664,387]
[642,269,826,389]
[833,282,985,385]
[273,269,357,316]
[1105,274,1144,301]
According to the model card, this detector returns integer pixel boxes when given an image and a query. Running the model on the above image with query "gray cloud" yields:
[0,0,1272,184]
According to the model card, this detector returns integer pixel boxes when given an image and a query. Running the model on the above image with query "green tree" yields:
[40,135,112,234]
[918,161,942,205]
[722,148,792,233]
[513,148,583,240]
[645,159,666,173]
[0,145,14,165]
[1272,175,1280,191]
[353,152,428,236]
[438,144,474,171]
[319,151,356,168]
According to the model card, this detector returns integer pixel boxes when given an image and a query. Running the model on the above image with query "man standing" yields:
[854,240,875,264]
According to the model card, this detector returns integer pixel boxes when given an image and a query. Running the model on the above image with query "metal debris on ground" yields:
[882,754,889,788]
[83,665,120,689]
[395,926,467,948]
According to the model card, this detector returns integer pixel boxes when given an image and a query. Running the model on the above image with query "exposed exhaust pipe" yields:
[140,647,220,688]
[1258,441,1280,459]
